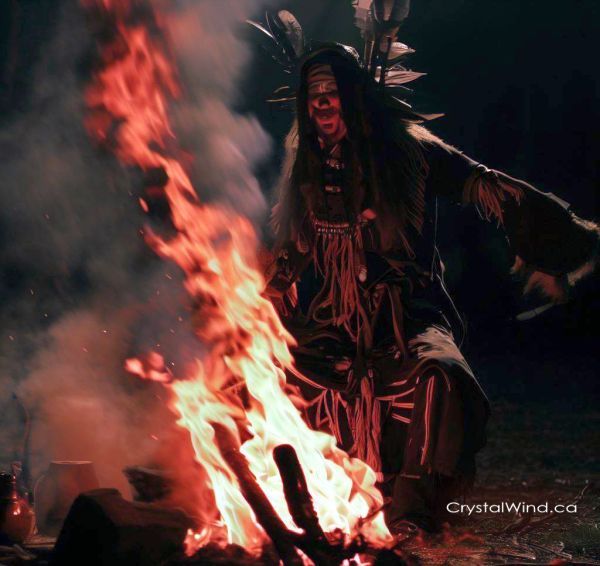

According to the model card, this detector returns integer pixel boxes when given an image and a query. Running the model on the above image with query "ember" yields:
[82,0,391,560]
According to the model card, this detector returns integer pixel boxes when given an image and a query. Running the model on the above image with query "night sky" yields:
[1,0,598,401]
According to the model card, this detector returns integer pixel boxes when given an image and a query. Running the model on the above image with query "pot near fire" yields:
[0,472,35,544]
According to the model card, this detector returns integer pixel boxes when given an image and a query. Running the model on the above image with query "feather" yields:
[263,48,294,71]
[360,2,414,75]
[384,84,413,94]
[266,96,297,103]
[386,70,426,85]
[266,11,304,63]
[246,19,275,42]
[390,0,410,23]
[373,0,410,25]
[388,41,415,63]
[352,0,373,35]
[412,112,445,121]
[386,95,444,121]
[352,0,377,66]
[246,19,294,70]
[276,10,304,59]
[375,68,426,84]
[268,86,296,105]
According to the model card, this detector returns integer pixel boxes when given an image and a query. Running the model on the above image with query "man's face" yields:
[306,64,347,145]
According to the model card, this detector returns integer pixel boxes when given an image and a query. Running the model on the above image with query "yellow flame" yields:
[83,0,392,554]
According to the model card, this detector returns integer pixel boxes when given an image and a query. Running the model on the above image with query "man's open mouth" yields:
[313,107,338,120]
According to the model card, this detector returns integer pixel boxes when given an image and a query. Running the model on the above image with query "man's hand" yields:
[512,256,569,304]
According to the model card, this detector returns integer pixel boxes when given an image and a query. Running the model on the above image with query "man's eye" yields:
[310,91,338,98]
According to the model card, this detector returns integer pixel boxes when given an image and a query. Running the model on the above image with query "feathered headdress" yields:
[247,1,441,120]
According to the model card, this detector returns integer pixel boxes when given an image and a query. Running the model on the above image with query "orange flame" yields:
[83,0,392,555]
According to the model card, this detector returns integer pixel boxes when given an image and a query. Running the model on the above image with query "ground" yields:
[400,399,600,564]
[10,401,598,565]
[3,303,599,564]
[399,294,600,565]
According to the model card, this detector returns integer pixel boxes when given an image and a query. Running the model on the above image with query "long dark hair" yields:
[272,45,431,255]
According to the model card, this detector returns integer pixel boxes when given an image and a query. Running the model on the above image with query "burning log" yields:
[273,444,327,545]
[273,445,347,566]
[213,424,303,566]
[82,0,394,558]
[214,429,389,566]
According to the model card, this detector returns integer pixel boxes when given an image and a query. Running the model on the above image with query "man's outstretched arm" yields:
[422,136,599,302]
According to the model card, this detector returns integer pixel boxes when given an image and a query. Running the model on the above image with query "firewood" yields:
[50,488,192,566]
[212,424,303,566]
[273,444,327,544]
[202,431,394,565]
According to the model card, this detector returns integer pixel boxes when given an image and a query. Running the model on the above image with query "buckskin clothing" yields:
[260,39,599,531]
[267,133,598,488]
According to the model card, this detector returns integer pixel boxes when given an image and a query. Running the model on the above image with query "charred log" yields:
[273,444,327,544]
[50,488,192,566]
[213,431,381,565]
[213,424,303,566]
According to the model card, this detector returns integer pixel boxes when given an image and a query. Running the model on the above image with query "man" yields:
[265,44,598,533]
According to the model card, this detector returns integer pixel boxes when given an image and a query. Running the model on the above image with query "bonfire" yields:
[82,0,395,563]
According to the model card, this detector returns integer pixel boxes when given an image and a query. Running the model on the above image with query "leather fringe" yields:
[308,226,365,341]
[463,164,524,225]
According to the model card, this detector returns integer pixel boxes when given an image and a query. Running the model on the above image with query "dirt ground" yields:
[2,399,598,565]
[402,399,600,564]
[3,321,599,564]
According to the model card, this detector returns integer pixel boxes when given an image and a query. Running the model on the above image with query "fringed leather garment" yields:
[268,133,599,480]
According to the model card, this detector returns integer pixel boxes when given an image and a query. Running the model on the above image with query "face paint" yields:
[306,64,347,146]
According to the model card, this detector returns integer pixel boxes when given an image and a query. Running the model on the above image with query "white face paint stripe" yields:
[308,80,338,95]
[307,64,337,95]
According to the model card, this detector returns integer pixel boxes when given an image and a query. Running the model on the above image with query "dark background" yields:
[1,0,598,402]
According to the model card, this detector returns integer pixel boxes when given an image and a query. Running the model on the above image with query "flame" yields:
[83,0,392,555]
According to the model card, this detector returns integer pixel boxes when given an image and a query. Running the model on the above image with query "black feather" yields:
[246,19,294,70]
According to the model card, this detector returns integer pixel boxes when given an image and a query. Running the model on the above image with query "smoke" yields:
[0,0,274,499]
[161,0,273,222]
[0,2,177,493]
